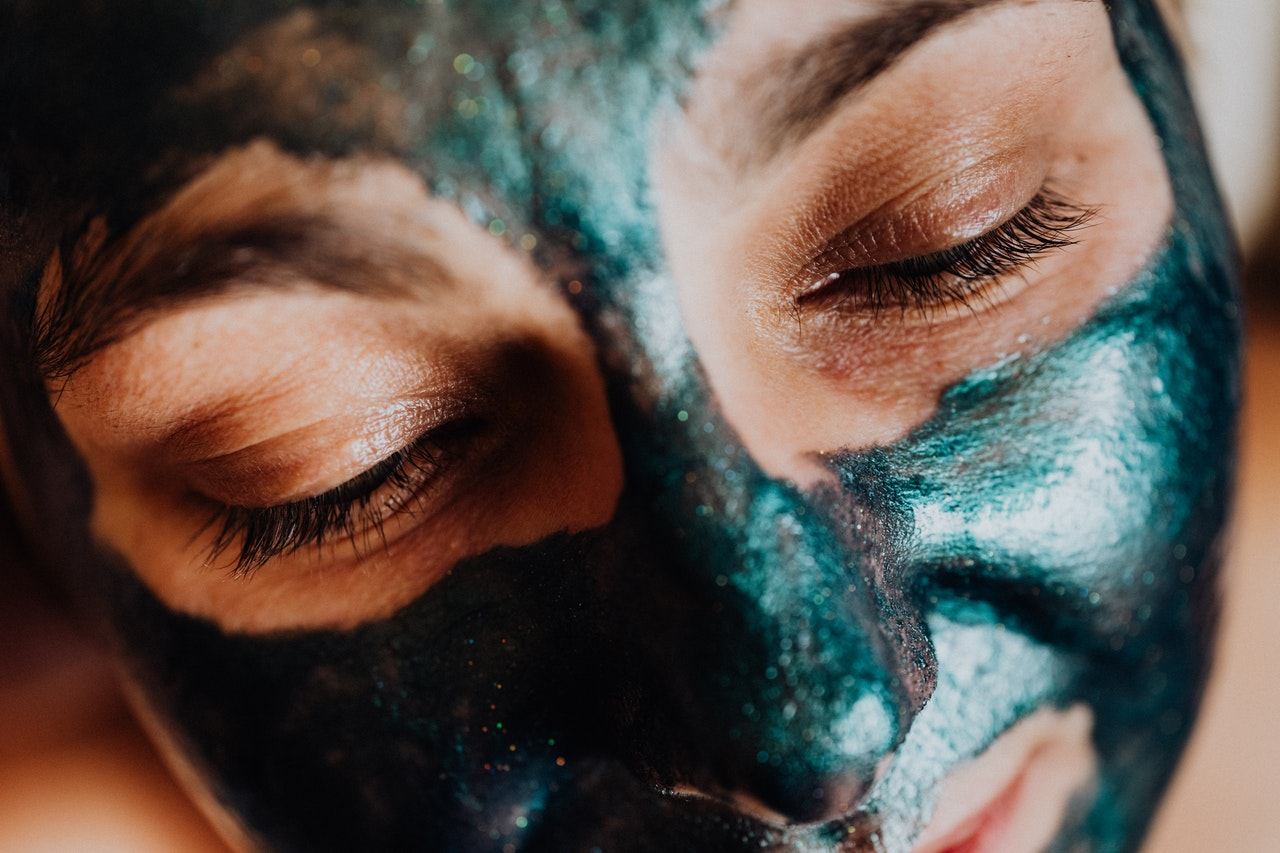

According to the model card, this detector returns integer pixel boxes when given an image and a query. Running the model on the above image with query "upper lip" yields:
[910,705,1095,853]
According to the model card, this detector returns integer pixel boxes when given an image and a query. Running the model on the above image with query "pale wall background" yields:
[1184,0,1280,248]
[1147,3,1280,851]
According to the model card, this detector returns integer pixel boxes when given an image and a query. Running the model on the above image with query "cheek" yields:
[824,250,1234,659]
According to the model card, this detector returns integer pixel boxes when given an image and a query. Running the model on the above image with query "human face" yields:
[1,1,1238,851]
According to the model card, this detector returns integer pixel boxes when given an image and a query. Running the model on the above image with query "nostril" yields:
[744,770,869,825]
[670,785,793,826]
[672,777,866,826]
[724,790,790,826]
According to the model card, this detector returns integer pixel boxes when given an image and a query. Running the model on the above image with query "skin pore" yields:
[0,0,1237,851]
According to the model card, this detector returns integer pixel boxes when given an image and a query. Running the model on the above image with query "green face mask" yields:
[0,1,1239,850]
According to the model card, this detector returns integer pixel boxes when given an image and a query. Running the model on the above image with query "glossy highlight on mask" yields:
[0,1,1239,851]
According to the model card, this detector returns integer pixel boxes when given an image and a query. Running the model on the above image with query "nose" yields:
[695,515,905,824]
[607,429,933,825]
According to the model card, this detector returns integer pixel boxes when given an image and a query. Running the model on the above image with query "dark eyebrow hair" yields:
[31,148,451,384]
[747,0,1087,161]
[33,216,435,383]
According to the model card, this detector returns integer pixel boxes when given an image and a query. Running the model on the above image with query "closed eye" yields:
[197,416,487,576]
[795,187,1096,318]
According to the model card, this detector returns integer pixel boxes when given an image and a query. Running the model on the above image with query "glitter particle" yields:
[453,53,476,75]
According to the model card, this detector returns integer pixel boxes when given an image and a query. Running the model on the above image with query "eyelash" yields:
[192,191,1087,573]
[797,188,1096,316]
[200,421,477,576]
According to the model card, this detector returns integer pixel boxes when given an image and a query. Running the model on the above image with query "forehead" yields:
[2,1,723,275]
[8,0,1147,374]
[12,2,1081,225]
[180,1,712,147]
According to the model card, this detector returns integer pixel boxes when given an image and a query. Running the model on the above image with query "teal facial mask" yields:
[0,1,1239,851]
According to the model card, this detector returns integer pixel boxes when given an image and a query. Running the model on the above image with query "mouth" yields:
[911,704,1096,853]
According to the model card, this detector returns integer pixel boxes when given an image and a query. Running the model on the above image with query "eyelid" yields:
[178,394,481,508]
[795,185,1096,318]
[793,156,1047,290]
[183,339,552,573]
[199,413,493,575]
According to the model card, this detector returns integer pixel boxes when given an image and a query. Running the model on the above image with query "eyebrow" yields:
[33,213,443,383]
[31,154,450,383]
[745,0,1081,161]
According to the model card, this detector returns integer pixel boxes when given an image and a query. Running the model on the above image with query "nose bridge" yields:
[585,266,934,821]
[617,410,930,823]
[721,482,908,819]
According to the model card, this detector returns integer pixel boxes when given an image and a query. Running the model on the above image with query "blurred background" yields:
[1145,2,1280,851]
[1,2,1277,850]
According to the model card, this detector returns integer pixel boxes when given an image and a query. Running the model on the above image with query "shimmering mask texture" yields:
[0,1,1239,851]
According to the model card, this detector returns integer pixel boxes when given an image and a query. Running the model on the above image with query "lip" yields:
[912,704,1096,853]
